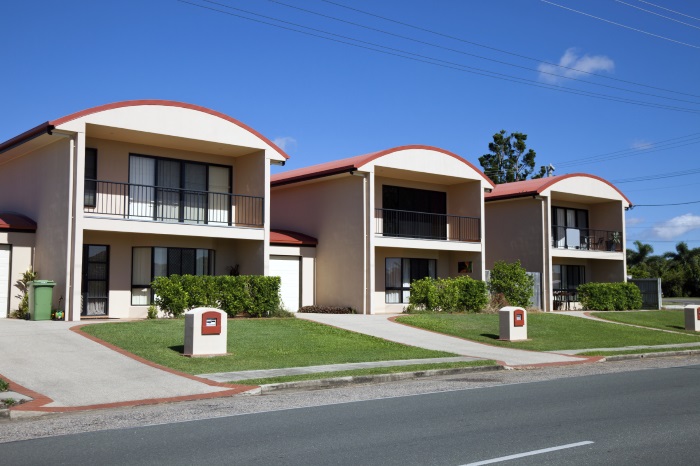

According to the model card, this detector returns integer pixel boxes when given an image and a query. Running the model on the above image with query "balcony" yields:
[84,180,263,227]
[551,226,622,252]
[375,208,480,242]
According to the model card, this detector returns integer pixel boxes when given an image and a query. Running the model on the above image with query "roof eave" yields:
[0,122,54,155]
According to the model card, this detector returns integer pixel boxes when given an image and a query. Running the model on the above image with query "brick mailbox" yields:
[684,305,700,332]
[499,306,528,341]
[184,307,228,357]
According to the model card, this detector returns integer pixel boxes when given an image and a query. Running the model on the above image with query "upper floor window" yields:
[382,186,447,240]
[552,206,589,249]
[84,148,97,207]
[129,154,232,224]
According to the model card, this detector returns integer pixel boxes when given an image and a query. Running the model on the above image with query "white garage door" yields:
[0,246,10,318]
[270,256,300,312]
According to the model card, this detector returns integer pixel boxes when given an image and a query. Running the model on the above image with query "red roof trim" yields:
[2,100,288,159]
[0,213,37,232]
[270,229,318,246]
[271,145,494,187]
[0,122,53,154]
[485,173,632,205]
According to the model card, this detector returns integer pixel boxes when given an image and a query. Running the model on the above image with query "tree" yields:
[627,240,654,267]
[478,130,546,184]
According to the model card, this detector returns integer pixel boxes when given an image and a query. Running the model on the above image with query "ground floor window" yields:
[131,247,214,305]
[385,258,436,304]
[552,264,585,291]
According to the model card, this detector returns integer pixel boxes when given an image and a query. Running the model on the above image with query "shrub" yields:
[151,275,283,318]
[406,276,488,313]
[151,275,189,318]
[0,378,8,392]
[484,293,510,313]
[577,282,643,311]
[298,306,357,314]
[147,305,158,319]
[488,261,534,308]
[11,268,37,319]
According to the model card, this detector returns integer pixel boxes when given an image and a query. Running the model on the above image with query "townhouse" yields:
[484,174,632,311]
[0,100,288,320]
[270,145,494,314]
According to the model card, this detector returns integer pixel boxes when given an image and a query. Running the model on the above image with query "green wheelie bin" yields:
[28,280,56,321]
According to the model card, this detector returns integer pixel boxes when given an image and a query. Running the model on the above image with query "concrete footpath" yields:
[0,320,246,411]
[295,313,587,366]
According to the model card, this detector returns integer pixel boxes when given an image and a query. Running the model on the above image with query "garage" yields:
[270,255,300,312]
[0,245,10,318]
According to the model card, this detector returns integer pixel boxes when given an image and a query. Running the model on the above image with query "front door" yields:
[82,245,109,316]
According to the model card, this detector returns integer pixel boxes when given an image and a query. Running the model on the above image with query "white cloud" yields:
[652,214,700,240]
[631,140,653,150]
[538,48,615,83]
[272,136,297,152]
[626,217,645,226]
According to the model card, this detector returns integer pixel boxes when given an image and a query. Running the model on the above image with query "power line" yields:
[625,181,699,193]
[636,1,700,23]
[541,0,700,49]
[614,0,700,30]
[613,167,700,183]
[264,0,700,106]
[633,200,700,207]
[321,0,700,99]
[180,0,700,115]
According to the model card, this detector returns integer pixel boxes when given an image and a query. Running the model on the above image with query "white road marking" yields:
[462,440,594,465]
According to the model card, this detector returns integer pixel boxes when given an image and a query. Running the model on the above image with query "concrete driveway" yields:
[296,313,588,366]
[0,319,246,411]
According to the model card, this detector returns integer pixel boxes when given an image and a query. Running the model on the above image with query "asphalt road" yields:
[2,359,700,465]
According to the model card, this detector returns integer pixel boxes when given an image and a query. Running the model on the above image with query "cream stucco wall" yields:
[485,197,545,273]
[0,232,35,315]
[271,175,366,312]
[0,138,71,312]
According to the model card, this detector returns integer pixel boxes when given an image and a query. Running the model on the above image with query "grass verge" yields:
[590,310,698,334]
[81,318,456,375]
[236,360,497,385]
[395,313,700,351]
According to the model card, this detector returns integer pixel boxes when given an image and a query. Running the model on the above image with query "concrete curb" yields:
[603,349,700,361]
[252,364,505,394]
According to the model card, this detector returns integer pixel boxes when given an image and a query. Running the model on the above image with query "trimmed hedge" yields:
[298,306,356,314]
[151,275,282,318]
[406,276,488,313]
[577,282,643,311]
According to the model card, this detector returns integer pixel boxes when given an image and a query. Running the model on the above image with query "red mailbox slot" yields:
[201,311,221,335]
[513,309,525,327]
[696,308,700,321]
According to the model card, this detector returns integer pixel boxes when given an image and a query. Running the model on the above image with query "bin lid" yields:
[30,280,56,286]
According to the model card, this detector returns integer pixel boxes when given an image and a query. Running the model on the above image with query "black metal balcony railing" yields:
[84,180,264,227]
[375,208,480,242]
[551,226,623,252]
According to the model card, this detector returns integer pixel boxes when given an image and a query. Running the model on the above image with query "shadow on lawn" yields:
[481,333,499,340]
[169,345,185,354]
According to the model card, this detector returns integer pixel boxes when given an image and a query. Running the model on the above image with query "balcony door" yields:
[552,206,588,249]
[382,186,447,239]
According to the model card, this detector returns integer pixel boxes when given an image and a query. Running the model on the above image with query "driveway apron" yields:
[0,320,230,408]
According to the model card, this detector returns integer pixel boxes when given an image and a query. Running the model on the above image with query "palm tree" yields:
[627,240,654,267]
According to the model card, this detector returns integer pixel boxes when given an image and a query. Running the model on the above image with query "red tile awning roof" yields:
[270,229,318,246]
[484,173,632,205]
[0,213,37,232]
[271,145,494,188]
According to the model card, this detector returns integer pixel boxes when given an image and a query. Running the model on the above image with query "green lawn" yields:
[395,313,700,351]
[591,310,699,334]
[81,318,456,375]
[237,360,497,385]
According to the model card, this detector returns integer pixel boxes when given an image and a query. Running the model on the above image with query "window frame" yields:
[84,148,98,208]
[385,257,437,304]
[131,246,215,305]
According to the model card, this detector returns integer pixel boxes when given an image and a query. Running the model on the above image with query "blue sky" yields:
[2,0,699,254]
